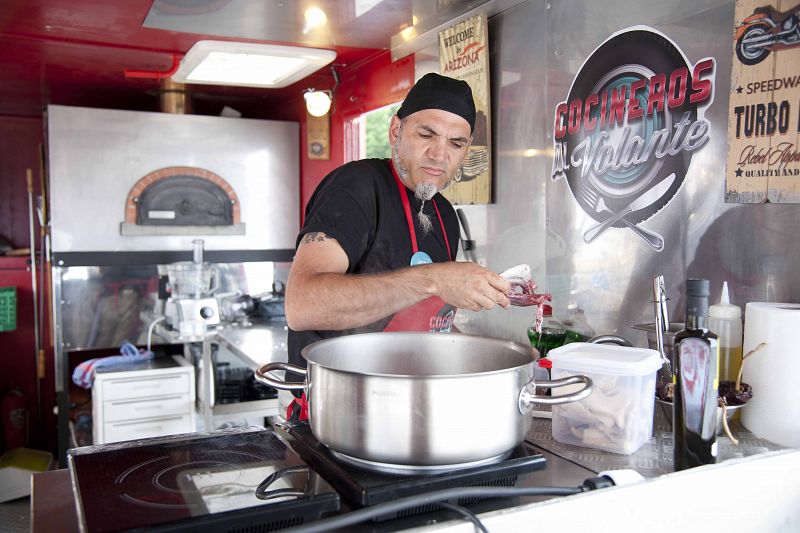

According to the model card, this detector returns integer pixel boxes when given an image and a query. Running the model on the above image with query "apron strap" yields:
[431,199,452,261]
[389,160,451,260]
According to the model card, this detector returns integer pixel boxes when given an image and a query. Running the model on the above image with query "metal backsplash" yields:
[54,261,289,352]
[454,0,799,345]
[448,0,550,341]
[47,105,299,253]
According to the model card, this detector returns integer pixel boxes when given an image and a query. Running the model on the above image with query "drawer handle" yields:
[113,416,183,428]
[131,381,177,390]
[111,395,184,406]
[113,375,183,386]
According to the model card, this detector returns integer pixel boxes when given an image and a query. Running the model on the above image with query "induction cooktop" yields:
[277,422,547,511]
[67,427,339,533]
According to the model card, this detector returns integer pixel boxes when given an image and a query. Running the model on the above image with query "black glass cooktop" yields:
[67,427,339,533]
[276,422,547,509]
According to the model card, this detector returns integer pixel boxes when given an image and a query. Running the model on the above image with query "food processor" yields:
[164,239,220,335]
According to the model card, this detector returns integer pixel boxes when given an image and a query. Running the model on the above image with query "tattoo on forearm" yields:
[302,232,329,244]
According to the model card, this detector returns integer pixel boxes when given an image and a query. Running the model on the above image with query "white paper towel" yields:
[741,302,800,447]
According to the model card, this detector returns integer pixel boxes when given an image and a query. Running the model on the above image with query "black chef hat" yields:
[397,73,476,133]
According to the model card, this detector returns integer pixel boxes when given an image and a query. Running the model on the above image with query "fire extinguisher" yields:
[1,388,27,450]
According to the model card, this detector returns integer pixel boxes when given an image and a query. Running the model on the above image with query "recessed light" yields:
[172,40,336,89]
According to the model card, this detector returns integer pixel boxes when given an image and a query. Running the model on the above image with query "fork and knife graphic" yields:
[581,173,675,251]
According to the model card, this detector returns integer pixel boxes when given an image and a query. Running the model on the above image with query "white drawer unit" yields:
[102,414,195,444]
[92,355,196,445]
[102,373,190,402]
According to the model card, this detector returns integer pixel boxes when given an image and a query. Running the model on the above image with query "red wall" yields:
[0,116,44,249]
[0,256,55,452]
[0,115,54,451]
[298,51,415,212]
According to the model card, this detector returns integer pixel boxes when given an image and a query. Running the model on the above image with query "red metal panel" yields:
[299,51,415,214]
[0,256,55,452]
[0,116,43,249]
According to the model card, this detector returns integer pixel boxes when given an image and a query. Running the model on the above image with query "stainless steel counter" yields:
[216,320,289,368]
[429,416,799,533]
[523,406,785,478]
[388,413,795,532]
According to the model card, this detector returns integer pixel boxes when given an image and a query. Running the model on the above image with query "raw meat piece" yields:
[500,264,552,332]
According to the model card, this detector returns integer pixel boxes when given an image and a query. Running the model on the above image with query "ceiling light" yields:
[172,40,336,88]
[303,7,328,33]
[304,89,332,117]
[400,25,417,41]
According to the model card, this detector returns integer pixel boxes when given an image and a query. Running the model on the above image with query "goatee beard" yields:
[418,210,434,236]
[415,182,437,236]
[415,182,438,202]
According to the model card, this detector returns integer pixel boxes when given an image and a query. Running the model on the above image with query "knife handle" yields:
[584,206,633,243]
[621,220,664,251]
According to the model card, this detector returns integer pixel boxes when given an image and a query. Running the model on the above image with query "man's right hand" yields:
[418,261,511,312]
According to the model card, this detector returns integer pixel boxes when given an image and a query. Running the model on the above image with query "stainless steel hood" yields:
[47,105,299,260]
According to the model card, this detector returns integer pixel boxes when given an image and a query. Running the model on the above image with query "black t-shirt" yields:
[287,158,460,373]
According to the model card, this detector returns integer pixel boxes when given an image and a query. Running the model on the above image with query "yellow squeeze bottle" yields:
[707,281,743,382]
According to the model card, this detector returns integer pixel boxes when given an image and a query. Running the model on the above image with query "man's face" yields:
[389,109,472,193]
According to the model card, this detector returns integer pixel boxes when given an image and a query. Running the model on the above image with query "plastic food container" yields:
[548,343,662,455]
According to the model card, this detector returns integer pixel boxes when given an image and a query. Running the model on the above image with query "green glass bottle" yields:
[562,307,595,344]
[527,305,566,358]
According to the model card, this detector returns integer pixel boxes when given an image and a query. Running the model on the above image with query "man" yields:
[284,74,510,417]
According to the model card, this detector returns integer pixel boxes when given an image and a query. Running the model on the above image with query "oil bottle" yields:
[707,281,743,382]
[673,278,719,471]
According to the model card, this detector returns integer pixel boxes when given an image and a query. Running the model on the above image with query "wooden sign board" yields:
[439,12,492,205]
[726,0,800,203]
[307,112,330,160]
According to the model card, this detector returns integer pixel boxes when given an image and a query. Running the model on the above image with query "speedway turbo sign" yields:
[551,27,716,251]
[726,0,800,203]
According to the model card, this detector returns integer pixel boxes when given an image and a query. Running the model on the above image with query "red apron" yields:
[288,161,456,421]
[383,160,456,332]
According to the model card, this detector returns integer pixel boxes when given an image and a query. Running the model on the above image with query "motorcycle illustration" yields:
[735,3,800,65]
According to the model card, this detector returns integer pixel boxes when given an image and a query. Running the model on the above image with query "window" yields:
[345,102,401,162]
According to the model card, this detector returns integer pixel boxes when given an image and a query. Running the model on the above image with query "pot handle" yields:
[254,362,306,391]
[518,375,593,413]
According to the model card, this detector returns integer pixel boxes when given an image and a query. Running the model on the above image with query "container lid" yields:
[708,281,741,319]
[548,343,662,376]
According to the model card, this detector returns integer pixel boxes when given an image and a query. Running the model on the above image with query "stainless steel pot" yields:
[255,332,592,470]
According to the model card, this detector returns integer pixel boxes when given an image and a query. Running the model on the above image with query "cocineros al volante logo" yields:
[551,27,716,251]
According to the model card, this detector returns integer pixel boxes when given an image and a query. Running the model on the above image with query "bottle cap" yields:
[708,281,742,319]
[686,278,710,296]
[686,279,710,318]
